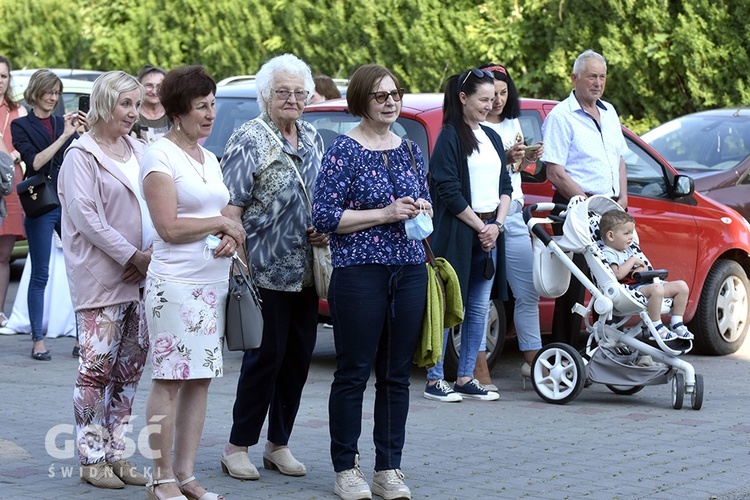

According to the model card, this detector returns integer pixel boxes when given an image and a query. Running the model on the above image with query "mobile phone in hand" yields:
[78,95,90,114]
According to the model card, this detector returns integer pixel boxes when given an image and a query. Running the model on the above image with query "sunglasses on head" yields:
[459,68,494,93]
[369,88,405,104]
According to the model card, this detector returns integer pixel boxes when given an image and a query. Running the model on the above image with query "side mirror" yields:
[673,174,694,197]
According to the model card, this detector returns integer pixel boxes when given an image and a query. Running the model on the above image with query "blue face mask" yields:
[405,208,433,241]
[203,234,222,259]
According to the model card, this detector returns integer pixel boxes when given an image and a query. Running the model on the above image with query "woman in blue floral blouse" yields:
[312,64,431,500]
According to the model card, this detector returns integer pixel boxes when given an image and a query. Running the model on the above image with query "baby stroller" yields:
[523,195,703,410]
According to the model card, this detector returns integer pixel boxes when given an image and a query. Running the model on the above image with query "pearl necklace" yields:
[92,132,127,162]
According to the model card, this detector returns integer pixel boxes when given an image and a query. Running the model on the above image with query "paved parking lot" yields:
[1,265,749,499]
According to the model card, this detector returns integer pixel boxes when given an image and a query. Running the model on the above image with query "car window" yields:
[305,112,431,171]
[204,96,260,159]
[518,108,545,183]
[643,115,750,172]
[624,136,668,198]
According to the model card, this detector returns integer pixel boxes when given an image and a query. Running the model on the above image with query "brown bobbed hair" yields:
[314,74,341,100]
[599,210,635,236]
[24,69,63,108]
[159,65,216,120]
[346,64,400,119]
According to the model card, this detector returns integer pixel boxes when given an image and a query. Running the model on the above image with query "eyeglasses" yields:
[44,91,62,97]
[144,84,162,91]
[369,89,404,104]
[272,89,310,101]
[459,68,494,93]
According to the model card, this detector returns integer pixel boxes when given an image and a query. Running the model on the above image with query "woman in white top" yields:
[140,66,245,500]
[480,64,544,385]
[423,69,512,402]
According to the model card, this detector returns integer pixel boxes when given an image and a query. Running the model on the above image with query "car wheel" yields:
[443,300,506,381]
[690,259,750,355]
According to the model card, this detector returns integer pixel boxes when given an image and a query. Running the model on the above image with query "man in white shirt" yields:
[541,49,629,345]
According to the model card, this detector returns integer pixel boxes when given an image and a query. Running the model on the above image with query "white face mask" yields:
[404,206,433,241]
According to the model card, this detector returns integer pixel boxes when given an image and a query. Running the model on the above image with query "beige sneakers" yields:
[334,458,371,500]
[79,461,124,489]
[372,469,411,500]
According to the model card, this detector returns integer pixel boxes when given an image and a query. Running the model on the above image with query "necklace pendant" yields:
[203,178,207,184]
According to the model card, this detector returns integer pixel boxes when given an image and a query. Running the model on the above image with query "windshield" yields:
[204,95,261,159]
[642,114,750,173]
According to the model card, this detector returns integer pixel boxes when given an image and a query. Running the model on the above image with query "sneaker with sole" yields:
[671,322,694,340]
[423,380,462,402]
[453,379,500,401]
[335,457,371,500]
[372,469,411,500]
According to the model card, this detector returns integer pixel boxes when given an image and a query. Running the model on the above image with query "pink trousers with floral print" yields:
[73,300,149,465]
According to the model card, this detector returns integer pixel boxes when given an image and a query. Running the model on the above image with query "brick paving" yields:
[1,266,750,499]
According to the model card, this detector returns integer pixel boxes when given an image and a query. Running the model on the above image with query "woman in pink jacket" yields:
[58,71,154,490]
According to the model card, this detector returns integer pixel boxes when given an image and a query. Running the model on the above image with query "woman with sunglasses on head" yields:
[422,68,511,403]
[477,63,544,387]
[313,64,431,500]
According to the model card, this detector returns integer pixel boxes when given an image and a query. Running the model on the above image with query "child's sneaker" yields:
[453,379,499,401]
[671,322,695,340]
[654,323,678,342]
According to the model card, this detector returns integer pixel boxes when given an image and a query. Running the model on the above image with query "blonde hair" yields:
[87,71,145,127]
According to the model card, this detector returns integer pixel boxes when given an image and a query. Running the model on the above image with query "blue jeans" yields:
[25,207,60,342]
[427,236,496,380]
[328,263,426,472]
[503,212,542,352]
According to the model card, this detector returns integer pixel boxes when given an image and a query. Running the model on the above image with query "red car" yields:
[305,94,750,374]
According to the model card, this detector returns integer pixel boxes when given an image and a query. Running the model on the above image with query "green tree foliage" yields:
[0,0,747,132]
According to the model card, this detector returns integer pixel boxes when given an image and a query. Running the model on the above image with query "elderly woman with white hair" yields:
[58,71,152,489]
[220,53,325,481]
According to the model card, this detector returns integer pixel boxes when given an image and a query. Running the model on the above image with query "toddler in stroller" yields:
[523,195,704,410]
[598,210,694,342]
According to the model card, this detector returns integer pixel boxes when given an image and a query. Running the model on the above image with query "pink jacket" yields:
[58,133,149,311]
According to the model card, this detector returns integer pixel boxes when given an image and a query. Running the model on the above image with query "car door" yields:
[621,133,700,294]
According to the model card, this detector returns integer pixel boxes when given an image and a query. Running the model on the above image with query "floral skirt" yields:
[145,275,227,380]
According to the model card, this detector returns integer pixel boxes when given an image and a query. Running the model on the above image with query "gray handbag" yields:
[225,253,264,351]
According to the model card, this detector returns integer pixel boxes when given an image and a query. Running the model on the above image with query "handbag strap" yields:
[253,117,312,208]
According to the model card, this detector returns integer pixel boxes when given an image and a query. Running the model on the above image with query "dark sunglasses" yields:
[369,88,405,104]
[459,68,494,93]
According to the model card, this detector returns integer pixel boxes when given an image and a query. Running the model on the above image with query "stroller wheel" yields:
[671,372,685,409]
[691,374,704,410]
[531,343,586,405]
[606,385,645,396]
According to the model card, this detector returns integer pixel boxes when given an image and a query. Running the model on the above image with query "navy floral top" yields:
[312,135,430,268]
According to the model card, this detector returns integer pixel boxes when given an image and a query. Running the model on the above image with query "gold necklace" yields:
[92,132,127,162]
[168,132,206,183]
[360,126,392,151]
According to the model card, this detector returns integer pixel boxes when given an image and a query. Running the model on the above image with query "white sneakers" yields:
[335,457,411,500]
[335,460,371,500]
[372,469,411,499]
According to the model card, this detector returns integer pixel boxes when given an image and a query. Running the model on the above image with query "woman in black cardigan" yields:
[423,69,512,402]
[11,69,82,360]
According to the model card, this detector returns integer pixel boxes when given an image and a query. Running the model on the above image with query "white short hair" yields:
[573,50,607,76]
[255,54,315,113]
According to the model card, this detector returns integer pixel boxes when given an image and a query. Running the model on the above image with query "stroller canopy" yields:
[557,195,625,252]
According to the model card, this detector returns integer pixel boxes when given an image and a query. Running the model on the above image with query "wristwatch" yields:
[494,221,504,232]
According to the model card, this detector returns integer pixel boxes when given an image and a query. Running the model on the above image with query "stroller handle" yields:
[523,202,569,246]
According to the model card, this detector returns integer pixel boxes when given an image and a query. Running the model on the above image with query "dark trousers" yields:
[550,192,587,347]
[229,285,318,447]
[25,206,61,342]
[328,264,426,472]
